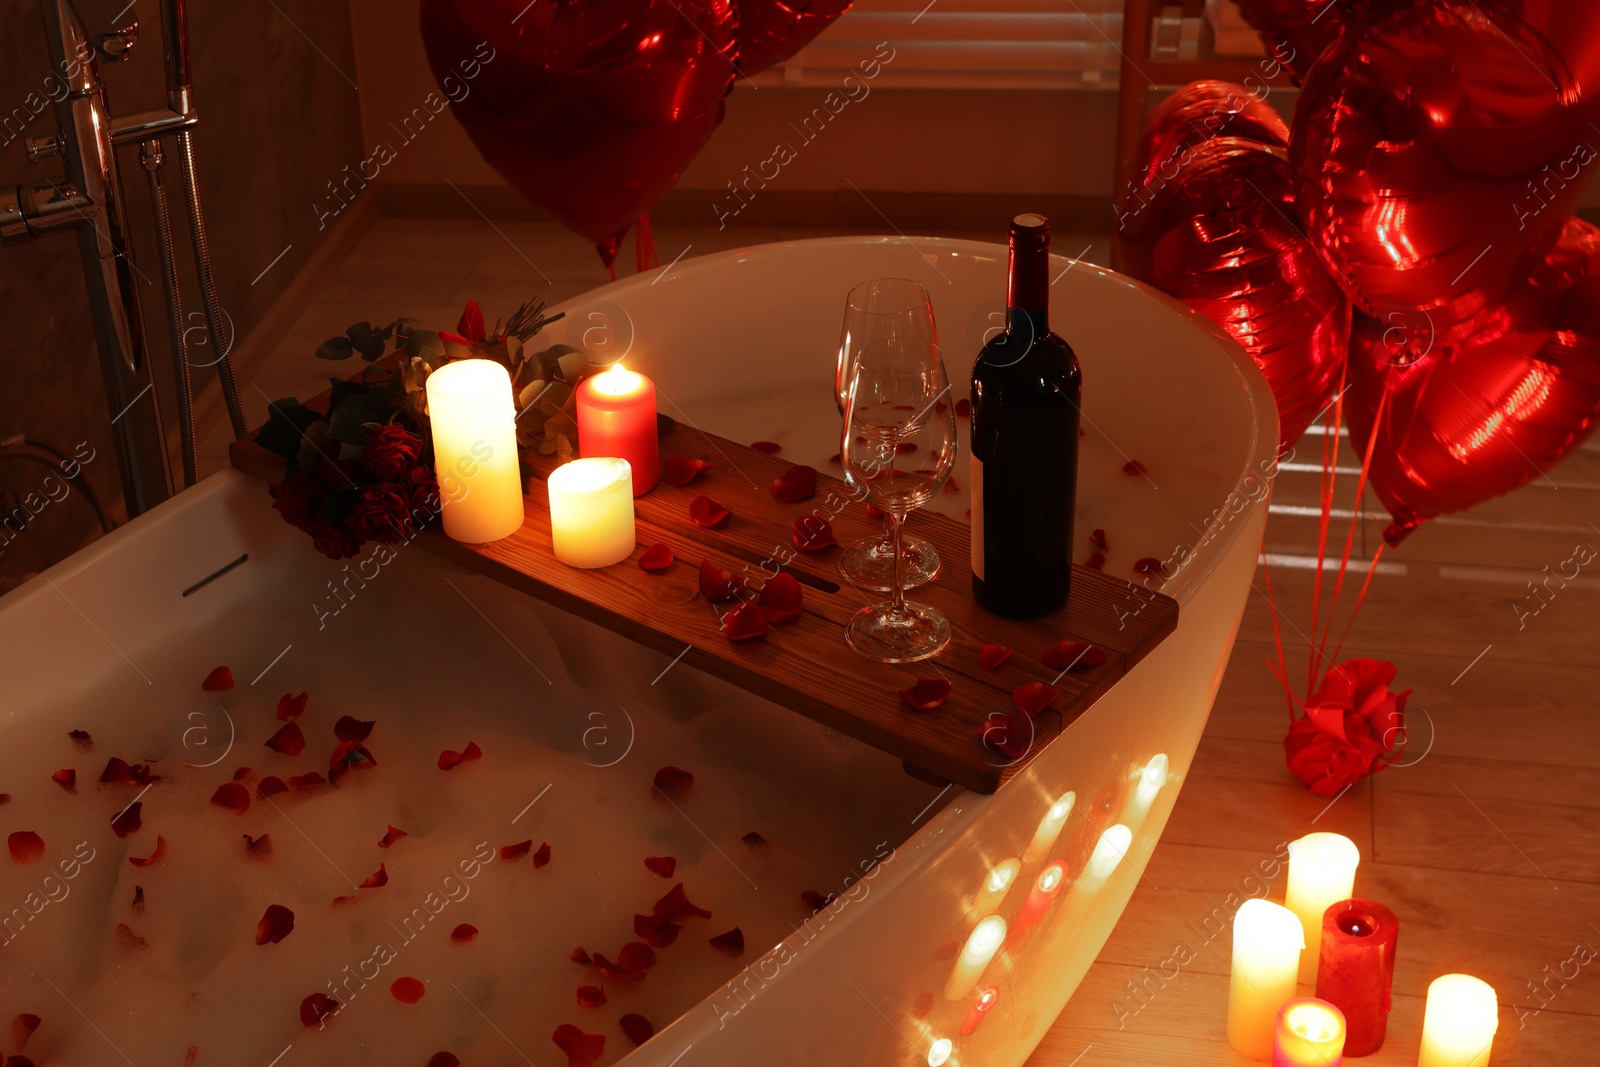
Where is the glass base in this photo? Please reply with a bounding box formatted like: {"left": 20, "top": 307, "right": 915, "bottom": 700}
{"left": 845, "top": 600, "right": 952, "bottom": 663}
{"left": 839, "top": 533, "right": 940, "bottom": 592}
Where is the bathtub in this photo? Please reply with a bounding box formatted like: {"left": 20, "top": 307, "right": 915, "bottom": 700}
{"left": 0, "top": 237, "right": 1275, "bottom": 1067}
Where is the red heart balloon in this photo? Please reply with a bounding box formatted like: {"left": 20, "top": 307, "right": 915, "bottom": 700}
{"left": 419, "top": 0, "right": 736, "bottom": 267}
{"left": 1292, "top": 1, "right": 1600, "bottom": 321}
{"left": 1347, "top": 218, "right": 1600, "bottom": 544}
{"left": 1231, "top": 0, "right": 1349, "bottom": 81}
{"left": 737, "top": 0, "right": 854, "bottom": 76}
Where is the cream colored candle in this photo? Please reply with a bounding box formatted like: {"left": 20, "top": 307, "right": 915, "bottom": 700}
{"left": 943, "top": 915, "right": 1006, "bottom": 1000}
{"left": 547, "top": 457, "right": 636, "bottom": 568}
{"left": 1229, "top": 899, "right": 1305, "bottom": 1060}
{"left": 426, "top": 359, "right": 525, "bottom": 543}
{"left": 1287, "top": 833, "right": 1361, "bottom": 982}
{"left": 1418, "top": 974, "right": 1498, "bottom": 1067}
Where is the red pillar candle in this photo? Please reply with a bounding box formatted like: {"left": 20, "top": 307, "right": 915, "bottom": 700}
{"left": 1315, "top": 898, "right": 1399, "bottom": 1056}
{"left": 576, "top": 363, "right": 659, "bottom": 496}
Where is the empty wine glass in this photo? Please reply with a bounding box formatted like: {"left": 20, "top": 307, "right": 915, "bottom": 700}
{"left": 840, "top": 336, "right": 959, "bottom": 663}
{"left": 835, "top": 277, "right": 942, "bottom": 592}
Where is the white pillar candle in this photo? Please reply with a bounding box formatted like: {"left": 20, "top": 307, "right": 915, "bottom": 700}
{"left": 944, "top": 915, "right": 1006, "bottom": 1001}
{"left": 1229, "top": 898, "right": 1305, "bottom": 1060}
{"left": 1022, "top": 791, "right": 1075, "bottom": 866}
{"left": 425, "top": 359, "right": 525, "bottom": 543}
{"left": 1418, "top": 974, "right": 1498, "bottom": 1067}
{"left": 546, "top": 457, "right": 636, "bottom": 568}
{"left": 1286, "top": 833, "right": 1361, "bottom": 982}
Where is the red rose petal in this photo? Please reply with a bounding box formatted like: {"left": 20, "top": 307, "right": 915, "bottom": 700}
{"left": 12, "top": 1012, "right": 40, "bottom": 1048}
{"left": 288, "top": 771, "right": 325, "bottom": 790}
{"left": 722, "top": 601, "right": 769, "bottom": 641}
{"left": 592, "top": 943, "right": 656, "bottom": 981}
{"left": 689, "top": 495, "right": 732, "bottom": 528}
{"left": 620, "top": 1013, "right": 655, "bottom": 1046}
{"left": 233, "top": 766, "right": 255, "bottom": 782}
{"left": 633, "top": 912, "right": 681, "bottom": 948}
{"left": 100, "top": 757, "right": 158, "bottom": 785}
{"left": 912, "top": 990, "right": 936, "bottom": 1018}
{"left": 895, "top": 442, "right": 918, "bottom": 454}
{"left": 452, "top": 923, "right": 478, "bottom": 943}
{"left": 741, "top": 831, "right": 768, "bottom": 848}
{"left": 1134, "top": 556, "right": 1167, "bottom": 577}
{"left": 132, "top": 885, "right": 145, "bottom": 913}
{"left": 757, "top": 572, "right": 804, "bottom": 625}
{"left": 577, "top": 985, "right": 606, "bottom": 1009}
{"left": 328, "top": 741, "right": 376, "bottom": 779}
{"left": 500, "top": 839, "right": 533, "bottom": 862}
{"left": 8, "top": 831, "right": 44, "bottom": 864}
{"left": 245, "top": 833, "right": 272, "bottom": 859}
{"left": 1013, "top": 682, "right": 1060, "bottom": 718}
{"left": 569, "top": 946, "right": 591, "bottom": 965}
{"left": 1042, "top": 640, "right": 1107, "bottom": 672}
{"left": 661, "top": 455, "right": 710, "bottom": 488}
{"left": 652, "top": 882, "right": 712, "bottom": 921}
{"left": 256, "top": 904, "right": 294, "bottom": 945}
{"left": 552, "top": 1023, "right": 606, "bottom": 1067}
{"left": 980, "top": 709, "right": 1035, "bottom": 759}
{"left": 0, "top": 794, "right": 10, "bottom": 805}
{"left": 359, "top": 864, "right": 389, "bottom": 889}
{"left": 801, "top": 890, "right": 836, "bottom": 914}
{"left": 378, "top": 825, "right": 407, "bottom": 848}
{"left": 111, "top": 801, "right": 142, "bottom": 838}
{"left": 438, "top": 741, "right": 482, "bottom": 771}
{"left": 334, "top": 716, "right": 375, "bottom": 743}
{"left": 943, "top": 476, "right": 961, "bottom": 494}
{"left": 770, "top": 464, "right": 817, "bottom": 503}
{"left": 1085, "top": 551, "right": 1106, "bottom": 571}
{"left": 899, "top": 678, "right": 951, "bottom": 711}
{"left": 265, "top": 722, "right": 305, "bottom": 756}
{"left": 866, "top": 503, "right": 886, "bottom": 520}
{"left": 791, "top": 515, "right": 837, "bottom": 552}
{"left": 644, "top": 855, "right": 677, "bottom": 878}
{"left": 979, "top": 644, "right": 1013, "bottom": 671}
{"left": 1090, "top": 527, "right": 1108, "bottom": 550}
{"left": 829, "top": 452, "right": 842, "bottom": 464}
{"left": 750, "top": 440, "right": 782, "bottom": 454}
{"left": 697, "top": 558, "right": 746, "bottom": 602}
{"left": 709, "top": 927, "right": 745, "bottom": 957}
{"left": 201, "top": 665, "right": 234, "bottom": 691}
{"left": 276, "top": 692, "right": 308, "bottom": 721}
{"left": 299, "top": 993, "right": 340, "bottom": 1028}
{"left": 533, "top": 842, "right": 552, "bottom": 868}
{"left": 51, "top": 768, "right": 76, "bottom": 794}
{"left": 210, "top": 781, "right": 251, "bottom": 814}
{"left": 428, "top": 1055, "right": 460, "bottom": 1067}
{"left": 1122, "top": 459, "right": 1147, "bottom": 475}
{"left": 116, "top": 922, "right": 148, "bottom": 951}
{"left": 128, "top": 835, "right": 167, "bottom": 867}
{"left": 653, "top": 766, "right": 694, "bottom": 799}
{"left": 69, "top": 728, "right": 92, "bottom": 748}
{"left": 390, "top": 976, "right": 425, "bottom": 1004}
{"left": 954, "top": 398, "right": 971, "bottom": 418}
{"left": 638, "top": 543, "right": 674, "bottom": 572}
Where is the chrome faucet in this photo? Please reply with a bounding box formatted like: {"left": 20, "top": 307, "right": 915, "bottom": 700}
{"left": 2, "top": 0, "right": 247, "bottom": 516}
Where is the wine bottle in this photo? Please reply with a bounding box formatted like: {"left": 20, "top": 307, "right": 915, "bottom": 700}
{"left": 969, "top": 214, "right": 1082, "bottom": 619}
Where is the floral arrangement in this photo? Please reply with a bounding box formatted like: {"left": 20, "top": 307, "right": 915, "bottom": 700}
{"left": 1283, "top": 657, "right": 1409, "bottom": 796}
{"left": 258, "top": 297, "right": 590, "bottom": 559}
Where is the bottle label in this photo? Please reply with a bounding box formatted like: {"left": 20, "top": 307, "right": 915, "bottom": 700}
{"left": 969, "top": 453, "right": 984, "bottom": 582}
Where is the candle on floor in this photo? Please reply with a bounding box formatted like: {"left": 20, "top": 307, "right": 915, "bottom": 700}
{"left": 1228, "top": 899, "right": 1305, "bottom": 1060}
{"left": 1273, "top": 998, "right": 1345, "bottom": 1067}
{"left": 1418, "top": 974, "right": 1499, "bottom": 1067}
{"left": 546, "top": 457, "right": 636, "bottom": 568}
{"left": 944, "top": 915, "right": 1006, "bottom": 1000}
{"left": 425, "top": 358, "right": 525, "bottom": 543}
{"left": 1316, "top": 900, "right": 1399, "bottom": 1056}
{"left": 576, "top": 362, "right": 659, "bottom": 496}
{"left": 1286, "top": 832, "right": 1361, "bottom": 982}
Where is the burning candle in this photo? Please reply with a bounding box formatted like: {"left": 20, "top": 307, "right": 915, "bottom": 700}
{"left": 1418, "top": 974, "right": 1498, "bottom": 1067}
{"left": 944, "top": 915, "right": 1006, "bottom": 1001}
{"left": 1228, "top": 899, "right": 1305, "bottom": 1060}
{"left": 1286, "top": 833, "right": 1361, "bottom": 982}
{"left": 546, "top": 458, "right": 636, "bottom": 568}
{"left": 577, "top": 362, "right": 659, "bottom": 495}
{"left": 425, "top": 358, "right": 525, "bottom": 543}
{"left": 1273, "top": 998, "right": 1346, "bottom": 1067}
{"left": 1316, "top": 899, "right": 1398, "bottom": 1056}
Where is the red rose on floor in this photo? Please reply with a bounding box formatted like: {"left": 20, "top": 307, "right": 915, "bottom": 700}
{"left": 347, "top": 482, "right": 414, "bottom": 544}
{"left": 362, "top": 424, "right": 424, "bottom": 481}
{"left": 1284, "top": 658, "right": 1409, "bottom": 797}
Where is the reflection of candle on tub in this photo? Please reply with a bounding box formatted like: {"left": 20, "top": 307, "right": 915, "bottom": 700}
{"left": 1286, "top": 833, "right": 1360, "bottom": 982}
{"left": 1011, "top": 861, "right": 1068, "bottom": 944}
{"left": 1023, "top": 791, "right": 1075, "bottom": 866}
{"left": 1125, "top": 753, "right": 1169, "bottom": 829}
{"left": 944, "top": 915, "right": 1006, "bottom": 1000}
{"left": 961, "top": 986, "right": 999, "bottom": 1036}
{"left": 1082, "top": 824, "right": 1133, "bottom": 889}
{"left": 972, "top": 858, "right": 1020, "bottom": 917}
{"left": 547, "top": 458, "right": 636, "bottom": 568}
{"left": 426, "top": 359, "right": 525, "bottom": 543}
{"left": 576, "top": 363, "right": 659, "bottom": 495}
{"left": 1418, "top": 974, "right": 1498, "bottom": 1067}
{"left": 1273, "top": 998, "right": 1346, "bottom": 1067}
{"left": 1228, "top": 899, "right": 1304, "bottom": 1060}
{"left": 927, "top": 1038, "right": 953, "bottom": 1067}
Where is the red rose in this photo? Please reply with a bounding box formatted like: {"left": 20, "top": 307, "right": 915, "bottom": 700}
{"left": 401, "top": 466, "right": 442, "bottom": 523}
{"left": 347, "top": 482, "right": 414, "bottom": 544}
{"left": 308, "top": 521, "right": 361, "bottom": 560}
{"left": 363, "top": 424, "right": 424, "bottom": 481}
{"left": 315, "top": 457, "right": 365, "bottom": 491}
{"left": 1284, "top": 658, "right": 1409, "bottom": 796}
{"left": 269, "top": 472, "right": 321, "bottom": 531}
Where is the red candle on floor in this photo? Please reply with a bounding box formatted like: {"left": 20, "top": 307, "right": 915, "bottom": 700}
{"left": 1315, "top": 899, "right": 1399, "bottom": 1056}
{"left": 577, "top": 363, "right": 659, "bottom": 495}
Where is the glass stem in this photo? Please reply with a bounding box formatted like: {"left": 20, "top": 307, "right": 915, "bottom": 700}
{"left": 888, "top": 509, "right": 909, "bottom": 621}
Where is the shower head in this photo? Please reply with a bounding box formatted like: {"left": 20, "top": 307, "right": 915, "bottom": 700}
{"left": 65, "top": 0, "right": 141, "bottom": 61}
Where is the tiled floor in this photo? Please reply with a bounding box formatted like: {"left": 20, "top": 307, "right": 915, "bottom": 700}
{"left": 208, "top": 216, "right": 1598, "bottom": 1066}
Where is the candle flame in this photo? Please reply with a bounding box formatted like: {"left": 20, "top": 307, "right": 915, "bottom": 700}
{"left": 1286, "top": 1002, "right": 1342, "bottom": 1043}
{"left": 592, "top": 361, "right": 645, "bottom": 397}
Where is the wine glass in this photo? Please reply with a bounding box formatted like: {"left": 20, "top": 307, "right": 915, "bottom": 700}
{"left": 834, "top": 278, "right": 942, "bottom": 592}
{"left": 840, "top": 336, "right": 959, "bottom": 663}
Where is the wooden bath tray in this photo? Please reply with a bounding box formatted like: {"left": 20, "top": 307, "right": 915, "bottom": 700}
{"left": 230, "top": 385, "right": 1176, "bottom": 794}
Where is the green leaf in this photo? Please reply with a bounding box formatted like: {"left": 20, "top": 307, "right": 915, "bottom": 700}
{"left": 328, "top": 393, "right": 375, "bottom": 445}
{"left": 256, "top": 398, "right": 321, "bottom": 460}
{"left": 406, "top": 329, "right": 445, "bottom": 365}
{"left": 557, "top": 351, "right": 588, "bottom": 384}
{"left": 517, "top": 379, "right": 547, "bottom": 409}
{"left": 316, "top": 336, "right": 354, "bottom": 361}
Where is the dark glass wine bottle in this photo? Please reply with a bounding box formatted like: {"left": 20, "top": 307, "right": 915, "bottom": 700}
{"left": 969, "top": 214, "right": 1082, "bottom": 619}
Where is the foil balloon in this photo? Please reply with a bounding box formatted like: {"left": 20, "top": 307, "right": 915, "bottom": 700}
{"left": 1292, "top": 1, "right": 1600, "bottom": 322}
{"left": 737, "top": 0, "right": 854, "bottom": 76}
{"left": 1346, "top": 218, "right": 1600, "bottom": 544}
{"left": 1232, "top": 0, "right": 1348, "bottom": 81}
{"left": 420, "top": 0, "right": 737, "bottom": 268}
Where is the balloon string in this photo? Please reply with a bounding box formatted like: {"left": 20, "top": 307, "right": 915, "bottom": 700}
{"left": 1328, "top": 540, "right": 1387, "bottom": 669}
{"left": 635, "top": 212, "right": 659, "bottom": 273}
{"left": 1307, "top": 364, "right": 1348, "bottom": 696}
{"left": 1260, "top": 551, "right": 1297, "bottom": 723}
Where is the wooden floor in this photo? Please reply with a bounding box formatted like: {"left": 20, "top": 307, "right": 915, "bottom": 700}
{"left": 202, "top": 216, "right": 1600, "bottom": 1066}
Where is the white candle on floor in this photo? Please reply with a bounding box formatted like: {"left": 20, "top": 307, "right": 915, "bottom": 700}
{"left": 426, "top": 359, "right": 524, "bottom": 543}
{"left": 1229, "top": 898, "right": 1305, "bottom": 1060}
{"left": 1418, "top": 974, "right": 1499, "bottom": 1067}
{"left": 546, "top": 457, "right": 636, "bottom": 568}
{"left": 1286, "top": 832, "right": 1361, "bottom": 982}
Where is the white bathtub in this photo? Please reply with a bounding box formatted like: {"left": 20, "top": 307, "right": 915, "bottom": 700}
{"left": 0, "top": 237, "right": 1274, "bottom": 1067}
